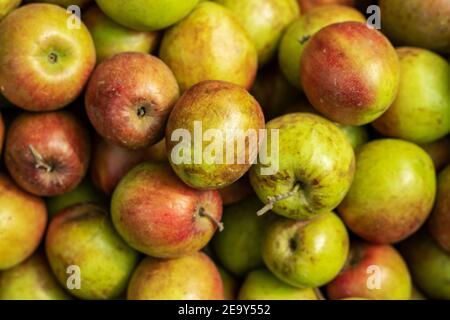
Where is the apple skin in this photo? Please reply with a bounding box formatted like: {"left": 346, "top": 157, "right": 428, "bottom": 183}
{"left": 0, "top": 252, "right": 71, "bottom": 300}
{"left": 420, "top": 136, "right": 450, "bottom": 171}
{"left": 262, "top": 212, "right": 349, "bottom": 288}
{"left": 111, "top": 162, "right": 223, "bottom": 258}
{"left": 373, "top": 48, "right": 450, "bottom": 144}
{"left": 337, "top": 124, "right": 369, "bottom": 150}
{"left": 96, "top": 0, "right": 199, "bottom": 31}
{"left": 250, "top": 113, "right": 355, "bottom": 220}
{"left": 0, "top": 0, "right": 21, "bottom": 20}
{"left": 326, "top": 242, "right": 412, "bottom": 300}
{"left": 0, "top": 174, "right": 47, "bottom": 270}
{"left": 301, "top": 22, "right": 400, "bottom": 126}
{"left": 298, "top": 0, "right": 355, "bottom": 13}
{"left": 144, "top": 138, "right": 167, "bottom": 162}
{"left": 0, "top": 3, "right": 96, "bottom": 111}
{"left": 238, "top": 269, "right": 318, "bottom": 300}
{"left": 218, "top": 266, "right": 239, "bottom": 300}
{"left": 428, "top": 165, "right": 450, "bottom": 253}
{"left": 400, "top": 230, "right": 450, "bottom": 300}
{"left": 279, "top": 5, "right": 365, "bottom": 89}
{"left": 127, "top": 252, "right": 224, "bottom": 300}
{"left": 45, "top": 203, "right": 139, "bottom": 300}
{"left": 338, "top": 139, "right": 436, "bottom": 244}
{"left": 86, "top": 52, "right": 179, "bottom": 149}
{"left": 83, "top": 6, "right": 159, "bottom": 64}
{"left": 27, "top": 0, "right": 92, "bottom": 7}
{"left": 166, "top": 80, "right": 265, "bottom": 190}
{"left": 218, "top": 174, "right": 253, "bottom": 205}
{"left": 215, "top": 0, "right": 299, "bottom": 66}
{"left": 159, "top": 2, "right": 257, "bottom": 92}
{"left": 5, "top": 111, "right": 91, "bottom": 197}
{"left": 380, "top": 0, "right": 450, "bottom": 54}
{"left": 213, "top": 196, "right": 270, "bottom": 277}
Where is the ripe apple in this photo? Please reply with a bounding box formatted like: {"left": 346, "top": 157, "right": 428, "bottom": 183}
{"left": 45, "top": 203, "right": 139, "bottom": 300}
{"left": 420, "top": 136, "right": 450, "bottom": 171}
{"left": 0, "top": 174, "right": 47, "bottom": 270}
{"left": 215, "top": 0, "right": 299, "bottom": 66}
{"left": 279, "top": 4, "right": 365, "bottom": 89}
{"left": 380, "top": 0, "right": 450, "bottom": 53}
{"left": 165, "top": 80, "right": 265, "bottom": 190}
{"left": 218, "top": 174, "right": 253, "bottom": 205}
{"left": 5, "top": 111, "right": 91, "bottom": 197}
{"left": 83, "top": 6, "right": 159, "bottom": 64}
{"left": 250, "top": 113, "right": 355, "bottom": 220}
{"left": 0, "top": 252, "right": 71, "bottom": 300}
{"left": 0, "top": 3, "right": 95, "bottom": 111}
{"left": 96, "top": 0, "right": 199, "bottom": 31}
{"left": 0, "top": 0, "right": 20, "bottom": 20}
{"left": 159, "top": 2, "right": 257, "bottom": 92}
{"left": 262, "top": 212, "right": 349, "bottom": 288}
{"left": 86, "top": 52, "right": 179, "bottom": 149}
{"left": 326, "top": 242, "right": 412, "bottom": 300}
{"left": 337, "top": 124, "right": 369, "bottom": 150}
{"left": 428, "top": 165, "right": 450, "bottom": 253}
{"left": 301, "top": 22, "right": 400, "bottom": 126}
{"left": 127, "top": 252, "right": 224, "bottom": 300}
{"left": 338, "top": 139, "right": 436, "bottom": 244}
{"left": 213, "top": 196, "right": 270, "bottom": 277}
{"left": 298, "top": 0, "right": 355, "bottom": 12}
{"left": 27, "top": 0, "right": 92, "bottom": 8}
{"left": 400, "top": 230, "right": 450, "bottom": 300}
{"left": 218, "top": 266, "right": 239, "bottom": 300}
{"left": 111, "top": 162, "right": 223, "bottom": 258}
{"left": 373, "top": 48, "right": 450, "bottom": 144}
{"left": 238, "top": 269, "right": 318, "bottom": 300}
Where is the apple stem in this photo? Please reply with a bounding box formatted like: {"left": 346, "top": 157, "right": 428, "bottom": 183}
{"left": 314, "top": 288, "right": 326, "bottom": 300}
{"left": 28, "top": 145, "right": 53, "bottom": 173}
{"left": 256, "top": 184, "right": 301, "bottom": 216}
{"left": 199, "top": 207, "right": 224, "bottom": 232}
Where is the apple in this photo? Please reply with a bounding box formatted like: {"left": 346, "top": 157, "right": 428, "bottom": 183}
{"left": 143, "top": 138, "right": 168, "bottom": 162}
{"left": 213, "top": 196, "right": 270, "bottom": 277}
{"left": 420, "top": 137, "right": 450, "bottom": 172}
{"left": 0, "top": 3, "right": 96, "bottom": 111}
{"left": 373, "top": 48, "right": 450, "bottom": 144}
{"left": 326, "top": 242, "right": 412, "bottom": 300}
{"left": 159, "top": 2, "right": 258, "bottom": 92}
{"left": 262, "top": 212, "right": 349, "bottom": 288}
{"left": 380, "top": 0, "right": 450, "bottom": 53}
{"left": 337, "top": 124, "right": 369, "bottom": 150}
{"left": 428, "top": 165, "right": 450, "bottom": 253}
{"left": 279, "top": 4, "right": 365, "bottom": 89}
{"left": 338, "top": 139, "right": 436, "bottom": 244}
{"left": 215, "top": 0, "right": 299, "bottom": 66}
{"left": 218, "top": 174, "right": 253, "bottom": 206}
{"left": 218, "top": 266, "right": 239, "bottom": 300}
{"left": 5, "top": 111, "right": 91, "bottom": 197}
{"left": 0, "top": 0, "right": 20, "bottom": 20}
{"left": 127, "top": 252, "right": 224, "bottom": 300}
{"left": 85, "top": 52, "right": 179, "bottom": 149}
{"left": 301, "top": 22, "right": 400, "bottom": 126}
{"left": 165, "top": 80, "right": 265, "bottom": 190}
{"left": 238, "top": 269, "right": 318, "bottom": 300}
{"left": 96, "top": 0, "right": 199, "bottom": 31}
{"left": 250, "top": 113, "right": 355, "bottom": 220}
{"left": 298, "top": 0, "right": 355, "bottom": 13}
{"left": 111, "top": 162, "right": 223, "bottom": 258}
{"left": 400, "top": 230, "right": 450, "bottom": 300}
{"left": 0, "top": 252, "right": 71, "bottom": 300}
{"left": 45, "top": 203, "right": 139, "bottom": 300}
{"left": 27, "top": 0, "right": 92, "bottom": 8}
{"left": 0, "top": 174, "right": 47, "bottom": 270}
{"left": 83, "top": 6, "right": 159, "bottom": 64}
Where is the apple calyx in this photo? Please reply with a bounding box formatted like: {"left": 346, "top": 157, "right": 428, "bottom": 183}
{"left": 48, "top": 52, "right": 58, "bottom": 64}
{"left": 198, "top": 207, "right": 224, "bottom": 232}
{"left": 136, "top": 106, "right": 147, "bottom": 118}
{"left": 28, "top": 144, "right": 53, "bottom": 173}
{"left": 256, "top": 183, "right": 301, "bottom": 216}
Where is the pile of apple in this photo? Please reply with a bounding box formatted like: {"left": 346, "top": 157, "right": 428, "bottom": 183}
{"left": 0, "top": 0, "right": 449, "bottom": 301}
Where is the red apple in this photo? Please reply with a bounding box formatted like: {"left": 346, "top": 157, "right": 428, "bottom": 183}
{"left": 0, "top": 3, "right": 95, "bottom": 111}
{"left": 298, "top": 0, "right": 356, "bottom": 13}
{"left": 85, "top": 52, "right": 179, "bottom": 149}
{"left": 5, "top": 111, "right": 91, "bottom": 196}
{"left": 111, "top": 162, "right": 223, "bottom": 258}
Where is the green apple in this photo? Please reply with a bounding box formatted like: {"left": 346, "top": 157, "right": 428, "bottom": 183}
{"left": 238, "top": 269, "right": 318, "bottom": 300}
{"left": 215, "top": 0, "right": 299, "bottom": 66}
{"left": 0, "top": 252, "right": 71, "bottom": 300}
{"left": 420, "top": 136, "right": 450, "bottom": 171}
{"left": 262, "top": 212, "right": 349, "bottom": 288}
{"left": 278, "top": 4, "right": 365, "bottom": 88}
{"left": 45, "top": 203, "right": 139, "bottom": 300}
{"left": 337, "top": 125, "right": 369, "bottom": 150}
{"left": 27, "top": 0, "right": 92, "bottom": 8}
{"left": 250, "top": 113, "right": 355, "bottom": 220}
{"left": 0, "top": 0, "right": 20, "bottom": 20}
{"left": 0, "top": 3, "right": 96, "bottom": 111}
{"left": 127, "top": 252, "right": 224, "bottom": 300}
{"left": 339, "top": 139, "right": 436, "bottom": 244}
{"left": 159, "top": 1, "right": 257, "bottom": 92}
{"left": 213, "top": 196, "right": 270, "bottom": 277}
{"left": 298, "top": 0, "right": 356, "bottom": 12}
{"left": 373, "top": 48, "right": 450, "bottom": 144}
{"left": 83, "top": 6, "right": 159, "bottom": 63}
{"left": 400, "top": 230, "right": 450, "bottom": 300}
{"left": 218, "top": 266, "right": 239, "bottom": 300}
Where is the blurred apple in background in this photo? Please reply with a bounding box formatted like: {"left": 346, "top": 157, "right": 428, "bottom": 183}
{"left": 218, "top": 174, "right": 253, "bottom": 206}
{"left": 421, "top": 136, "right": 450, "bottom": 171}
{"left": 0, "top": 0, "right": 21, "bottom": 20}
